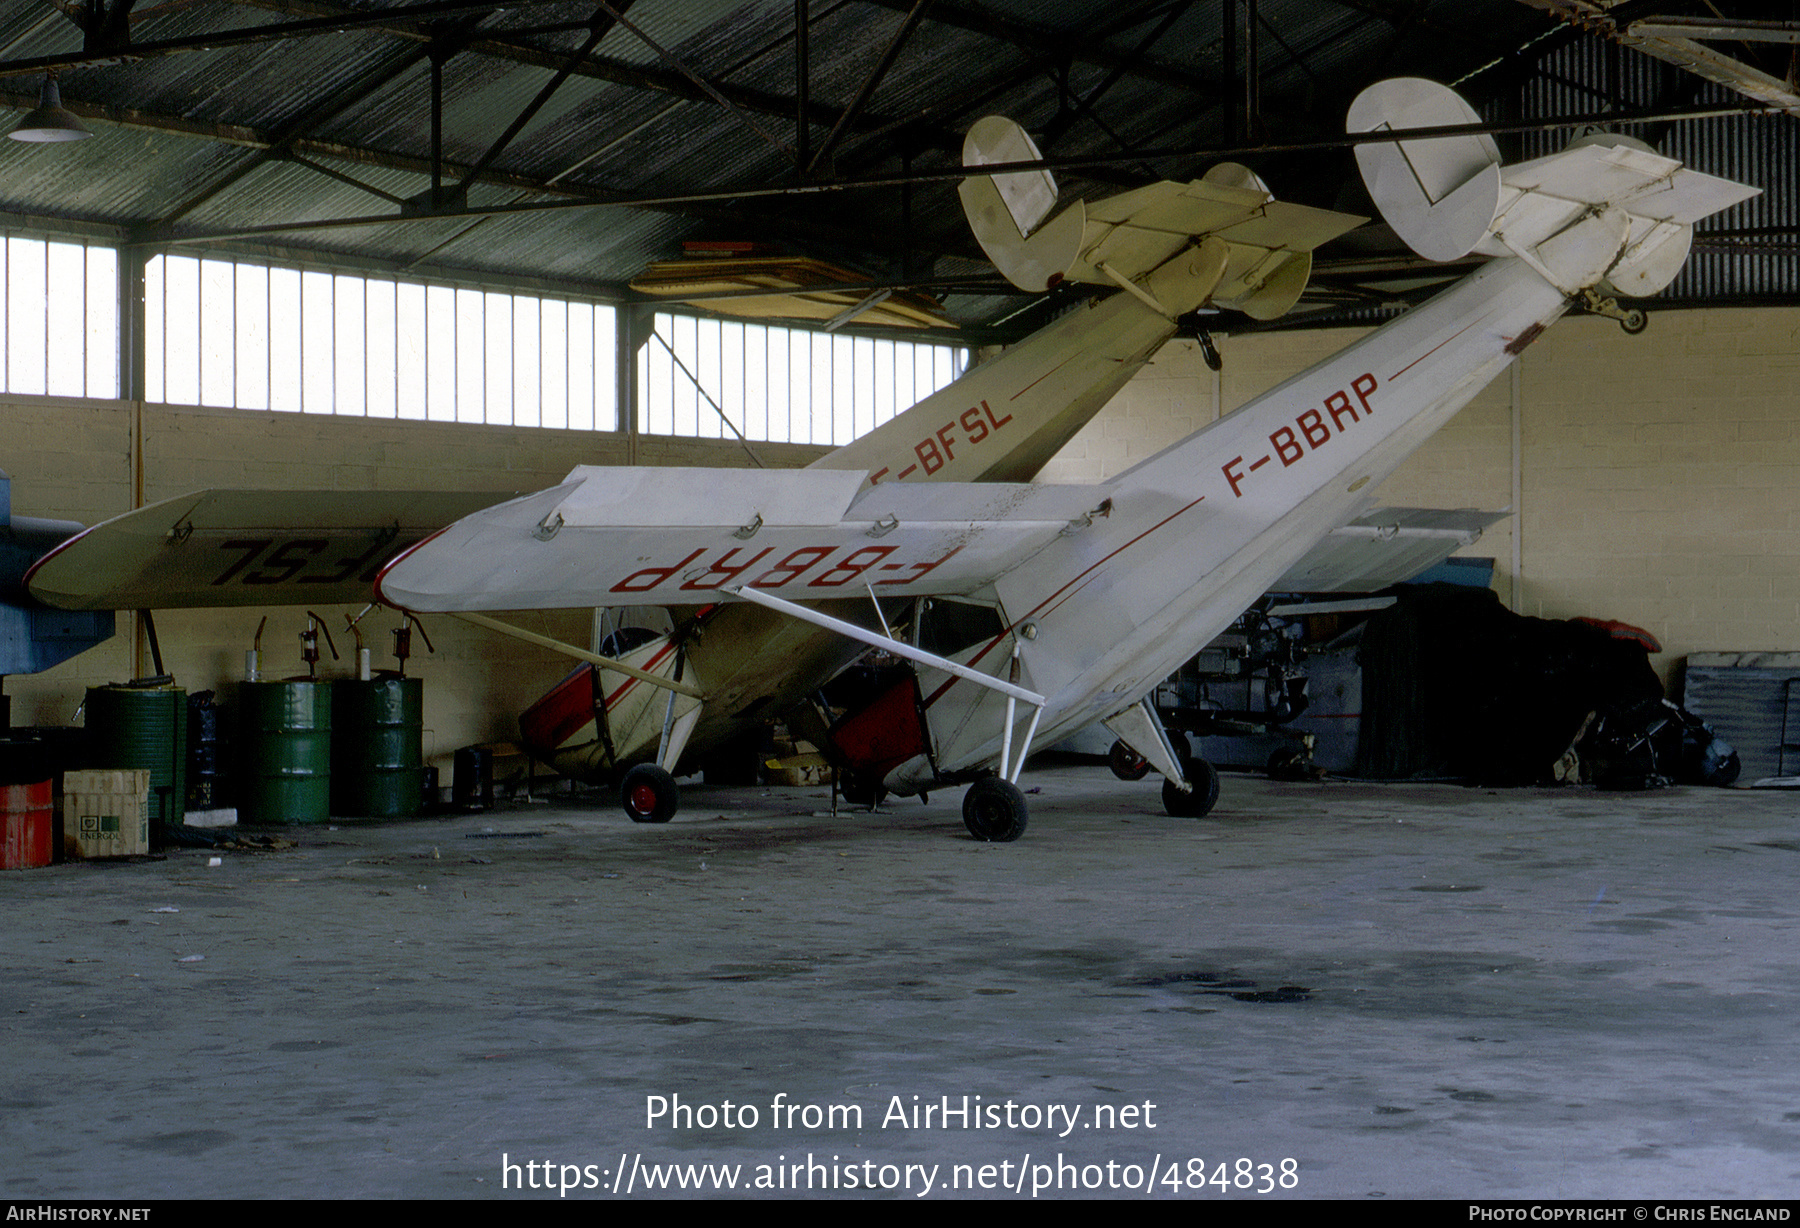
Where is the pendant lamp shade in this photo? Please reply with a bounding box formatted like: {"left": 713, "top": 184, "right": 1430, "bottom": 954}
{"left": 10, "top": 75, "right": 92, "bottom": 143}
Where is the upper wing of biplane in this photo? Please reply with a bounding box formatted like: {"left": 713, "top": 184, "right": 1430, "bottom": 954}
{"left": 373, "top": 465, "right": 1116, "bottom": 612}
{"left": 959, "top": 115, "right": 1364, "bottom": 319}
{"left": 25, "top": 488, "right": 518, "bottom": 610}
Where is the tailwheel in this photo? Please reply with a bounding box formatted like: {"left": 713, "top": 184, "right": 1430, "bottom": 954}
{"left": 1163, "top": 754, "right": 1220, "bottom": 818}
{"left": 962, "top": 777, "right": 1029, "bottom": 842}
{"left": 621, "top": 763, "right": 679, "bottom": 823}
{"left": 1108, "top": 739, "right": 1151, "bottom": 781}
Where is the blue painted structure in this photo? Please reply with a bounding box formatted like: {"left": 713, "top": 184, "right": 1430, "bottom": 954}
{"left": 0, "top": 470, "right": 115, "bottom": 677}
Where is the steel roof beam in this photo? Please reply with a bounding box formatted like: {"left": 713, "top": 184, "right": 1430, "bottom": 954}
{"left": 203, "top": 0, "right": 939, "bottom": 155}
{"left": 826, "top": 0, "right": 1191, "bottom": 184}
{"left": 135, "top": 94, "right": 1775, "bottom": 247}
{"left": 1325, "top": 0, "right": 1531, "bottom": 55}
{"left": 1526, "top": 0, "right": 1800, "bottom": 117}
{"left": 594, "top": 0, "right": 797, "bottom": 160}
{"left": 6, "top": 0, "right": 942, "bottom": 161}
{"left": 456, "top": 0, "right": 636, "bottom": 194}
{"left": 856, "top": 0, "right": 1218, "bottom": 95}
{"left": 135, "top": 31, "right": 450, "bottom": 238}
{"left": 806, "top": 0, "right": 932, "bottom": 174}
{"left": 0, "top": 0, "right": 573, "bottom": 76}
{"left": 1037, "top": 0, "right": 1191, "bottom": 151}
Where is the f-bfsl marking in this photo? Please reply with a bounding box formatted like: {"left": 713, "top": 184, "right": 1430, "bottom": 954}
{"left": 870, "top": 400, "right": 1015, "bottom": 485}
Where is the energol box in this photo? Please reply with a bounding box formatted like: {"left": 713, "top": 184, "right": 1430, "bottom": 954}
{"left": 63, "top": 770, "right": 151, "bottom": 859}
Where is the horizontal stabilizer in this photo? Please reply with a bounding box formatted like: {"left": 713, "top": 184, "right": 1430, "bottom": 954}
{"left": 1349, "top": 78, "right": 1759, "bottom": 295}
{"left": 960, "top": 116, "right": 1363, "bottom": 318}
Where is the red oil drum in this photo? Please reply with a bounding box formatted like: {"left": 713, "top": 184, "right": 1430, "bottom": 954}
{"left": 0, "top": 780, "right": 53, "bottom": 869}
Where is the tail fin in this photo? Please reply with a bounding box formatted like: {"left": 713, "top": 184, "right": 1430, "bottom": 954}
{"left": 958, "top": 116, "right": 1363, "bottom": 319}
{"left": 1348, "top": 77, "right": 1759, "bottom": 295}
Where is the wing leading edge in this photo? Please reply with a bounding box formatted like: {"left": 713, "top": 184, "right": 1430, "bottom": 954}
{"left": 375, "top": 465, "right": 1117, "bottom": 611}
{"left": 26, "top": 488, "right": 519, "bottom": 610}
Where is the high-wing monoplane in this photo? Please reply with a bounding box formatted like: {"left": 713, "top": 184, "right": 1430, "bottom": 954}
{"left": 25, "top": 126, "right": 1357, "bottom": 825}
{"left": 374, "top": 79, "right": 1759, "bottom": 839}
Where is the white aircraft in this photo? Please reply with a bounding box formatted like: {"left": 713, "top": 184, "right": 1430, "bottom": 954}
{"left": 509, "top": 121, "right": 1358, "bottom": 812}
{"left": 374, "top": 78, "right": 1758, "bottom": 840}
{"left": 25, "top": 130, "right": 1356, "bottom": 826}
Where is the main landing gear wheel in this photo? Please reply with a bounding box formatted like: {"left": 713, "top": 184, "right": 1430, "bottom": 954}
{"left": 1108, "top": 739, "right": 1151, "bottom": 781}
{"left": 839, "top": 772, "right": 887, "bottom": 810}
{"left": 1163, "top": 754, "right": 1220, "bottom": 819}
{"left": 962, "top": 777, "right": 1029, "bottom": 842}
{"left": 621, "top": 763, "right": 679, "bottom": 823}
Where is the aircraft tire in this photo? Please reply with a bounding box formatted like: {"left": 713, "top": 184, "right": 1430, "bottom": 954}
{"left": 1108, "top": 740, "right": 1151, "bottom": 781}
{"left": 839, "top": 772, "right": 886, "bottom": 810}
{"left": 1266, "top": 747, "right": 1308, "bottom": 780}
{"left": 1163, "top": 755, "right": 1220, "bottom": 818}
{"left": 962, "top": 777, "right": 1029, "bottom": 842}
{"left": 621, "top": 763, "right": 679, "bottom": 823}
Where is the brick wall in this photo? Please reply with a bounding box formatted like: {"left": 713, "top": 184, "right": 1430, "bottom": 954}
{"left": 7, "top": 301, "right": 1797, "bottom": 752}
{"left": 3, "top": 397, "right": 828, "bottom": 765}
{"left": 1037, "top": 305, "right": 1800, "bottom": 688}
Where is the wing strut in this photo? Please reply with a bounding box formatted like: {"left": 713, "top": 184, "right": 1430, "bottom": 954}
{"left": 448, "top": 611, "right": 707, "bottom": 700}
{"left": 726, "top": 585, "right": 1046, "bottom": 785}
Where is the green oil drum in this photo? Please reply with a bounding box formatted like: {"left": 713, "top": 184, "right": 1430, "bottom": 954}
{"left": 331, "top": 677, "right": 423, "bottom": 818}
{"left": 85, "top": 685, "right": 187, "bottom": 843}
{"left": 238, "top": 681, "right": 330, "bottom": 824}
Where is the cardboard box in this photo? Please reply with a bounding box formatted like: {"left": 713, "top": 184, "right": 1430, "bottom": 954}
{"left": 63, "top": 770, "right": 151, "bottom": 859}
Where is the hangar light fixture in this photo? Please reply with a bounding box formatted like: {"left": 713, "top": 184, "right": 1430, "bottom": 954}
{"left": 9, "top": 74, "right": 92, "bottom": 143}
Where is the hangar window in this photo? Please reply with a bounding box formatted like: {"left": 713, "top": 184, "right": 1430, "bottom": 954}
{"left": 639, "top": 312, "right": 967, "bottom": 446}
{"left": 0, "top": 236, "right": 118, "bottom": 400}
{"left": 142, "top": 254, "right": 618, "bottom": 428}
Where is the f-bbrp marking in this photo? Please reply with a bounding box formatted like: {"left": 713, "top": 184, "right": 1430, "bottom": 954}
{"left": 1223, "top": 373, "right": 1378, "bottom": 499}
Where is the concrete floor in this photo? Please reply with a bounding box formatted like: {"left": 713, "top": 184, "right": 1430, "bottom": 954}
{"left": 3, "top": 763, "right": 1798, "bottom": 1201}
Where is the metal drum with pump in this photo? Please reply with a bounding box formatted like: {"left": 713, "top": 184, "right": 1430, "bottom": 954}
{"left": 332, "top": 661, "right": 424, "bottom": 818}
{"left": 236, "top": 614, "right": 335, "bottom": 824}
{"left": 330, "top": 611, "right": 431, "bottom": 818}
{"left": 331, "top": 677, "right": 422, "bottom": 817}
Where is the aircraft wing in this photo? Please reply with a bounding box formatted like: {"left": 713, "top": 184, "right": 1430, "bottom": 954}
{"left": 25, "top": 488, "right": 518, "bottom": 610}
{"left": 375, "top": 465, "right": 1114, "bottom": 612}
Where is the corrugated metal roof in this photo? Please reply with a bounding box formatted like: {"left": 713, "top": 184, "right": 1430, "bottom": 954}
{"left": 0, "top": 0, "right": 1787, "bottom": 334}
